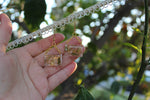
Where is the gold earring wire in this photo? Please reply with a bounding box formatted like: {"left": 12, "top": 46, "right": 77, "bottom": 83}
{"left": 64, "top": 21, "right": 83, "bottom": 57}
{"left": 44, "top": 33, "right": 62, "bottom": 67}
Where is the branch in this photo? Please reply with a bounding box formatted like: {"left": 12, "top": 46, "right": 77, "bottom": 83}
{"left": 128, "top": 0, "right": 149, "bottom": 99}
{"left": 95, "top": 0, "right": 137, "bottom": 48}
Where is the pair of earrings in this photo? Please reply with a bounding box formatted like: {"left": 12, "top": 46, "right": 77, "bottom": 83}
{"left": 44, "top": 22, "right": 83, "bottom": 67}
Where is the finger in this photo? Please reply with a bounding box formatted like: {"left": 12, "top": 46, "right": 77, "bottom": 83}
{"left": 48, "top": 62, "right": 77, "bottom": 92}
{"left": 44, "top": 52, "right": 79, "bottom": 77}
{"left": 24, "top": 33, "right": 65, "bottom": 57}
{"left": 0, "top": 14, "right": 12, "bottom": 53}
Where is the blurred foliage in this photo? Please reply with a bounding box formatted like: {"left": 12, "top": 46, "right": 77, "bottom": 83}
{"left": 110, "top": 81, "right": 121, "bottom": 94}
{"left": 1, "top": 0, "right": 150, "bottom": 99}
{"left": 74, "top": 86, "right": 95, "bottom": 100}
{"left": 24, "top": 0, "right": 46, "bottom": 30}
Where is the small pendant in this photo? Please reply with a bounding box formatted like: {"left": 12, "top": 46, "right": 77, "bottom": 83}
{"left": 65, "top": 45, "right": 83, "bottom": 57}
{"left": 45, "top": 54, "right": 62, "bottom": 66}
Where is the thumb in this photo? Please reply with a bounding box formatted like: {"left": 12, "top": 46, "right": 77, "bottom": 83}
{"left": 0, "top": 13, "right": 12, "bottom": 54}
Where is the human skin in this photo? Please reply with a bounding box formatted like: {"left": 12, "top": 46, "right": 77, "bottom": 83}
{"left": 0, "top": 14, "right": 84, "bottom": 100}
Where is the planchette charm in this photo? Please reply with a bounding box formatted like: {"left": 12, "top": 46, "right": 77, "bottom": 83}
{"left": 45, "top": 54, "right": 62, "bottom": 66}
{"left": 65, "top": 45, "right": 83, "bottom": 57}
{"left": 64, "top": 21, "right": 83, "bottom": 57}
{"left": 44, "top": 34, "right": 63, "bottom": 67}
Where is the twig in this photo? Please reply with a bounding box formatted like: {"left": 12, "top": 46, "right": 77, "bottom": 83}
{"left": 128, "top": 0, "right": 149, "bottom": 99}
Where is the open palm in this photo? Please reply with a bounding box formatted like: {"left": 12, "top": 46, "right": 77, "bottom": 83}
{"left": 0, "top": 14, "right": 84, "bottom": 100}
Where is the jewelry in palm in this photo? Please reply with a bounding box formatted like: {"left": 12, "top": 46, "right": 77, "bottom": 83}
{"left": 44, "top": 34, "right": 62, "bottom": 67}
{"left": 65, "top": 21, "right": 83, "bottom": 57}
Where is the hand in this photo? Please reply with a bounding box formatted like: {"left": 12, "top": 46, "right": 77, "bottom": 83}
{"left": 0, "top": 14, "right": 84, "bottom": 100}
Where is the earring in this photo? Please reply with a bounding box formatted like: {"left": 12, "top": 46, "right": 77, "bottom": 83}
{"left": 44, "top": 34, "right": 62, "bottom": 67}
{"left": 64, "top": 21, "right": 83, "bottom": 57}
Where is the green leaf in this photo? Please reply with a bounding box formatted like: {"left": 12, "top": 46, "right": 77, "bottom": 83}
{"left": 24, "top": 0, "right": 46, "bottom": 30}
{"left": 110, "top": 81, "right": 120, "bottom": 94}
{"left": 124, "top": 43, "right": 142, "bottom": 54}
{"left": 74, "top": 86, "right": 95, "bottom": 100}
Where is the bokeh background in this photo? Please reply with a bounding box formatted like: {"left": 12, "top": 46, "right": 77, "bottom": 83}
{"left": 0, "top": 0, "right": 150, "bottom": 100}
